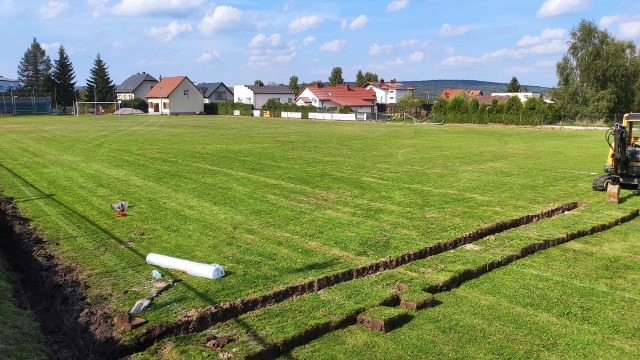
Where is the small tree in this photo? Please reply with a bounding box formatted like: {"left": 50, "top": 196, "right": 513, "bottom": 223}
{"left": 51, "top": 45, "right": 76, "bottom": 110}
{"left": 339, "top": 105, "right": 352, "bottom": 114}
{"left": 86, "top": 54, "right": 116, "bottom": 102}
{"left": 506, "top": 76, "right": 521, "bottom": 92}
{"left": 121, "top": 98, "right": 148, "bottom": 113}
{"left": 364, "top": 71, "right": 378, "bottom": 83}
{"left": 254, "top": 79, "right": 264, "bottom": 86}
{"left": 328, "top": 67, "right": 344, "bottom": 86}
{"left": 17, "top": 38, "right": 52, "bottom": 94}
{"left": 288, "top": 75, "right": 299, "bottom": 93}
{"left": 503, "top": 95, "right": 523, "bottom": 114}
{"left": 355, "top": 70, "right": 366, "bottom": 87}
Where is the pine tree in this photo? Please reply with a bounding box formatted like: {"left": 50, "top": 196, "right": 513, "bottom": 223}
{"left": 328, "top": 67, "right": 344, "bottom": 86}
{"left": 17, "top": 38, "right": 53, "bottom": 94}
{"left": 86, "top": 54, "right": 115, "bottom": 102}
{"left": 355, "top": 70, "right": 365, "bottom": 87}
{"left": 52, "top": 45, "right": 76, "bottom": 108}
{"left": 506, "top": 76, "right": 521, "bottom": 92}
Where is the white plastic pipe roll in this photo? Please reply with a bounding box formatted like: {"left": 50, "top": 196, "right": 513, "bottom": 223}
{"left": 146, "top": 253, "right": 224, "bottom": 280}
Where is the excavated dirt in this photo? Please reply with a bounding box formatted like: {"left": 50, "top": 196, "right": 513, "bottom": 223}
{"left": 0, "top": 194, "right": 121, "bottom": 359}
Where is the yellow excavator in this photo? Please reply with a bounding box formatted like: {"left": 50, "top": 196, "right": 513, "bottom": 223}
{"left": 593, "top": 113, "right": 640, "bottom": 203}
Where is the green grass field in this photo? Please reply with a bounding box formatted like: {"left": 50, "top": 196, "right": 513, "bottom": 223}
{"left": 0, "top": 115, "right": 638, "bottom": 358}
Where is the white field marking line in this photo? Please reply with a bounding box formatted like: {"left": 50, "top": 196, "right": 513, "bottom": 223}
{"left": 511, "top": 266, "right": 640, "bottom": 300}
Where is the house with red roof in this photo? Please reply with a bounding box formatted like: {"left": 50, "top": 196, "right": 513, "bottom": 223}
{"left": 295, "top": 84, "right": 376, "bottom": 112}
{"left": 364, "top": 79, "right": 414, "bottom": 105}
{"left": 439, "top": 88, "right": 483, "bottom": 99}
{"left": 146, "top": 76, "right": 204, "bottom": 115}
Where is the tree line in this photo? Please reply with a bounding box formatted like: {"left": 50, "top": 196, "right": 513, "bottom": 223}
{"left": 15, "top": 38, "right": 116, "bottom": 111}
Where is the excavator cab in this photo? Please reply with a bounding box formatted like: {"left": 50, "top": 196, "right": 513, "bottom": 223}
{"left": 593, "top": 113, "right": 640, "bottom": 203}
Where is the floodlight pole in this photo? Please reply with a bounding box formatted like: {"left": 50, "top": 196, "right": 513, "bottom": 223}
{"left": 10, "top": 85, "right": 15, "bottom": 115}
{"left": 159, "top": 75, "right": 163, "bottom": 115}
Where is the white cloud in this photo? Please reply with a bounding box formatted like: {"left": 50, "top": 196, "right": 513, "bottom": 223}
{"left": 618, "top": 20, "right": 640, "bottom": 39}
{"left": 196, "top": 50, "right": 220, "bottom": 63}
{"left": 111, "top": 0, "right": 203, "bottom": 16}
{"left": 369, "top": 38, "right": 427, "bottom": 55}
{"left": 199, "top": 5, "right": 243, "bottom": 35}
{"left": 39, "top": 1, "right": 68, "bottom": 20}
{"left": 439, "top": 23, "right": 470, "bottom": 37}
{"left": 387, "top": 0, "right": 409, "bottom": 12}
{"left": 41, "top": 42, "right": 61, "bottom": 54}
{"left": 303, "top": 35, "right": 316, "bottom": 45}
{"left": 516, "top": 28, "right": 567, "bottom": 46}
{"left": 289, "top": 15, "right": 323, "bottom": 33}
{"left": 369, "top": 43, "right": 394, "bottom": 55}
{"left": 146, "top": 21, "right": 193, "bottom": 42}
{"left": 248, "top": 33, "right": 282, "bottom": 48}
{"left": 440, "top": 39, "right": 567, "bottom": 68}
{"left": 341, "top": 19, "right": 348, "bottom": 31}
{"left": 408, "top": 51, "right": 424, "bottom": 62}
{"left": 537, "top": 0, "right": 592, "bottom": 18}
{"left": 349, "top": 15, "right": 368, "bottom": 30}
{"left": 600, "top": 15, "right": 640, "bottom": 39}
{"left": 319, "top": 39, "right": 346, "bottom": 52}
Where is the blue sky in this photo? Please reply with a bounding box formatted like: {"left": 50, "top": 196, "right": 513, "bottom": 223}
{"left": 2, "top": 0, "right": 640, "bottom": 88}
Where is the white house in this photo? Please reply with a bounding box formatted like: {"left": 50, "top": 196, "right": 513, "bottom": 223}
{"left": 295, "top": 84, "right": 376, "bottom": 113}
{"left": 197, "top": 82, "right": 233, "bottom": 103}
{"left": 146, "top": 76, "right": 204, "bottom": 115}
{"left": 364, "top": 80, "right": 414, "bottom": 104}
{"left": 233, "top": 85, "right": 294, "bottom": 109}
{"left": 490, "top": 92, "right": 542, "bottom": 103}
{"left": 115, "top": 72, "right": 157, "bottom": 101}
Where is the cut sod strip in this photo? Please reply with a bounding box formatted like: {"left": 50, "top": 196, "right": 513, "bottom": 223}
{"left": 121, "top": 202, "right": 582, "bottom": 355}
{"left": 206, "top": 208, "right": 639, "bottom": 359}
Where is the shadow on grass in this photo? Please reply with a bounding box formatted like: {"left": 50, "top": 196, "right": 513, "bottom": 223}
{"left": 0, "top": 162, "right": 147, "bottom": 261}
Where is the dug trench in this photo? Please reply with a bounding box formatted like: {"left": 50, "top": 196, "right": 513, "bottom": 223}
{"left": 0, "top": 194, "right": 628, "bottom": 359}
{"left": 241, "top": 208, "right": 640, "bottom": 359}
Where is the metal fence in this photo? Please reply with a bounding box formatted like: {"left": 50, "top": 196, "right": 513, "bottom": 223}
{"left": 0, "top": 94, "right": 52, "bottom": 115}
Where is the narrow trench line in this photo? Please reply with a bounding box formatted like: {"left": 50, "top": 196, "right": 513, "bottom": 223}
{"left": 243, "top": 208, "right": 639, "bottom": 360}
{"left": 124, "top": 202, "right": 581, "bottom": 355}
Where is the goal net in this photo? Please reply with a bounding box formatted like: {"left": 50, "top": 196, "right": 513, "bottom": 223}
{"left": 75, "top": 102, "right": 119, "bottom": 115}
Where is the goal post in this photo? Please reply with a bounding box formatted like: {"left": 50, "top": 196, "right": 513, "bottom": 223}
{"left": 75, "top": 102, "right": 119, "bottom": 115}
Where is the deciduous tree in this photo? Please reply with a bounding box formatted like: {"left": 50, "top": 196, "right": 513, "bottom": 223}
{"left": 555, "top": 19, "right": 640, "bottom": 116}
{"left": 328, "top": 67, "right": 344, "bottom": 86}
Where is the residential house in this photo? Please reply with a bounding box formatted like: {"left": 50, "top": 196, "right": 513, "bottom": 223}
{"left": 146, "top": 76, "right": 204, "bottom": 115}
{"left": 197, "top": 82, "right": 233, "bottom": 103}
{"left": 233, "top": 85, "right": 294, "bottom": 109}
{"left": 439, "top": 88, "right": 483, "bottom": 99}
{"left": 0, "top": 76, "right": 20, "bottom": 93}
{"left": 115, "top": 72, "right": 157, "bottom": 101}
{"left": 364, "top": 80, "right": 414, "bottom": 104}
{"left": 490, "top": 92, "right": 542, "bottom": 103}
{"left": 295, "top": 84, "right": 376, "bottom": 113}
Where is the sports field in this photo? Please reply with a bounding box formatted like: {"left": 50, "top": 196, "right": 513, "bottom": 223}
{"left": 0, "top": 115, "right": 638, "bottom": 358}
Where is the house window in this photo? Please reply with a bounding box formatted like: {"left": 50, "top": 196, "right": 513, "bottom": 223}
{"left": 288, "top": 98, "right": 292, "bottom": 103}
{"left": 184, "top": 90, "right": 189, "bottom": 96}
{"left": 215, "top": 92, "right": 226, "bottom": 100}
{"left": 163, "top": 102, "right": 169, "bottom": 109}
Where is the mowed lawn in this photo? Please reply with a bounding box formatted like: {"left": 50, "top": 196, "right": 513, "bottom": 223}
{"left": 0, "top": 115, "right": 639, "bottom": 357}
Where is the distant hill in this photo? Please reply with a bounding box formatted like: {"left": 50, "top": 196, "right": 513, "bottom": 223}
{"left": 398, "top": 80, "right": 552, "bottom": 100}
